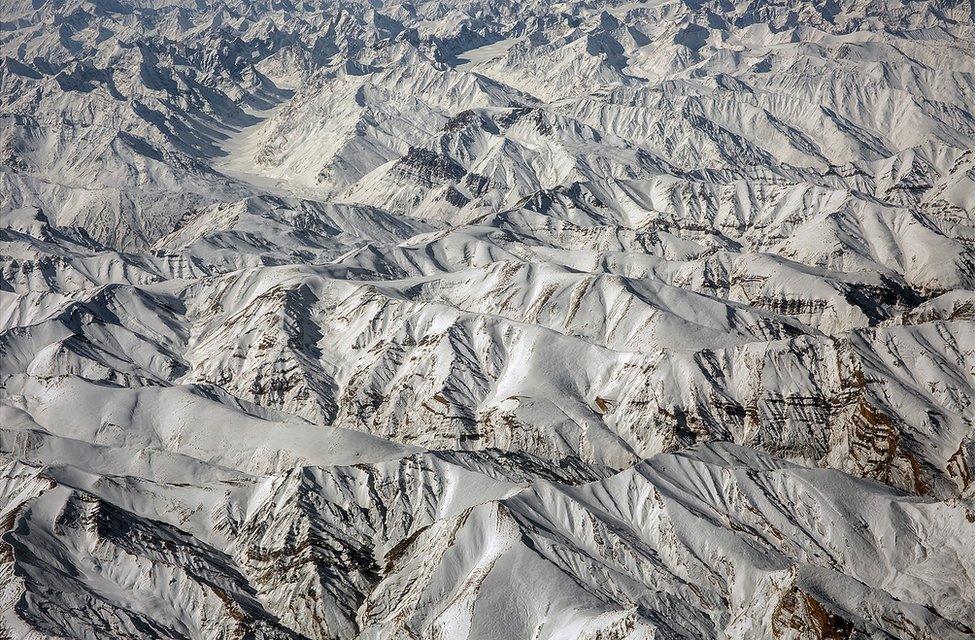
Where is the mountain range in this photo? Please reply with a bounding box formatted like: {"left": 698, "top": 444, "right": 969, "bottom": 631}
{"left": 0, "top": 0, "right": 973, "bottom": 637}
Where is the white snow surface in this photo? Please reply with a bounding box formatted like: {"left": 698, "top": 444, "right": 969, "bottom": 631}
{"left": 0, "top": 0, "right": 973, "bottom": 638}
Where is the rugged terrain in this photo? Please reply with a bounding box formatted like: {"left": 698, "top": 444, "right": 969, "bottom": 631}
{"left": 0, "top": 0, "right": 973, "bottom": 637}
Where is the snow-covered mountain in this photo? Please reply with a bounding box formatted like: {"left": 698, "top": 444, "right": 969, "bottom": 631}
{"left": 0, "top": 0, "right": 973, "bottom": 637}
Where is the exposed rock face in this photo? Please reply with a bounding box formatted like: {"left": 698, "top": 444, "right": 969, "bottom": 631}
{"left": 0, "top": 0, "right": 973, "bottom": 637}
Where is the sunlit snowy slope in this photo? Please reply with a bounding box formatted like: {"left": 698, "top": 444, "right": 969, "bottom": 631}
{"left": 0, "top": 0, "right": 973, "bottom": 637}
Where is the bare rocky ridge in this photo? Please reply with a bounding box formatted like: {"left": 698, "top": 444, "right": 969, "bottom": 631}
{"left": 0, "top": 0, "right": 973, "bottom": 638}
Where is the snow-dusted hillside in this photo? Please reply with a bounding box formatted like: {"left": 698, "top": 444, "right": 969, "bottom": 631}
{"left": 0, "top": 0, "right": 973, "bottom": 637}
